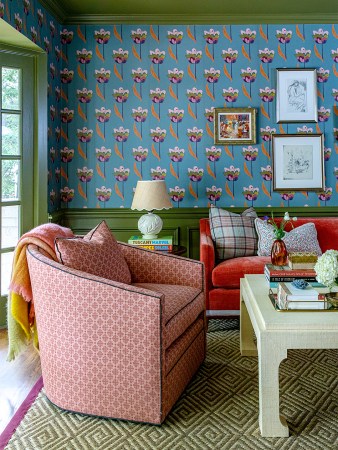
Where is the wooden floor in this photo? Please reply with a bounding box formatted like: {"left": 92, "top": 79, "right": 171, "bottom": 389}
{"left": 0, "top": 329, "right": 41, "bottom": 435}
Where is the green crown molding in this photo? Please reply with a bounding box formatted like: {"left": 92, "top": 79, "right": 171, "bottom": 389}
{"left": 36, "top": 1, "right": 338, "bottom": 25}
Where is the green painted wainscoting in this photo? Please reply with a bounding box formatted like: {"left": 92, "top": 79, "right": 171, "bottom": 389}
{"left": 53, "top": 206, "right": 338, "bottom": 261}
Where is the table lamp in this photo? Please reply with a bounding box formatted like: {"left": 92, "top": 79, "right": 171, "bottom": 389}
{"left": 131, "top": 180, "right": 173, "bottom": 239}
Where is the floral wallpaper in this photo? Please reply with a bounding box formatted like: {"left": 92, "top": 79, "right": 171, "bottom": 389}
{"left": 2, "top": 3, "right": 338, "bottom": 210}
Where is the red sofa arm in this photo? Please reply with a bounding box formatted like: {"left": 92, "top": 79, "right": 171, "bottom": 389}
{"left": 199, "top": 219, "right": 215, "bottom": 298}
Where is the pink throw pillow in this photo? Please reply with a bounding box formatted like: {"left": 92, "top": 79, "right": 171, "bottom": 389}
{"left": 55, "top": 220, "right": 132, "bottom": 284}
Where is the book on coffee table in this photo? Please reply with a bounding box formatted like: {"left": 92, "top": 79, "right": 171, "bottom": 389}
{"left": 277, "top": 282, "right": 325, "bottom": 310}
{"left": 264, "top": 264, "right": 323, "bottom": 287}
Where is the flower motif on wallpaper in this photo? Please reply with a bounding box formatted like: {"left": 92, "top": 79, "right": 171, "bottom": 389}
{"left": 23, "top": 0, "right": 30, "bottom": 15}
{"left": 242, "top": 145, "right": 258, "bottom": 178}
{"left": 295, "top": 47, "right": 311, "bottom": 66}
{"left": 331, "top": 48, "right": 338, "bottom": 63}
{"left": 96, "top": 186, "right": 112, "bottom": 204}
{"left": 131, "top": 68, "right": 148, "bottom": 99}
{"left": 241, "top": 67, "right": 257, "bottom": 99}
{"left": 133, "top": 146, "right": 148, "bottom": 178}
{"left": 203, "top": 28, "right": 220, "bottom": 60}
{"left": 60, "top": 68, "right": 74, "bottom": 84}
{"left": 318, "top": 107, "right": 330, "bottom": 132}
{"left": 334, "top": 167, "right": 338, "bottom": 179}
{"left": 280, "top": 192, "right": 295, "bottom": 207}
{"left": 187, "top": 127, "right": 203, "bottom": 159}
{"left": 186, "top": 49, "right": 203, "bottom": 80}
{"left": 50, "top": 21, "right": 56, "bottom": 38}
{"left": 94, "top": 28, "right": 110, "bottom": 60}
{"left": 95, "top": 107, "right": 111, "bottom": 138}
{"left": 222, "top": 48, "right": 238, "bottom": 81}
{"left": 243, "top": 185, "right": 259, "bottom": 206}
{"left": 14, "top": 14, "right": 22, "bottom": 32}
{"left": 112, "top": 48, "right": 129, "bottom": 81}
{"left": 113, "top": 127, "right": 129, "bottom": 159}
{"left": 132, "top": 107, "right": 148, "bottom": 139}
{"left": 30, "top": 27, "right": 37, "bottom": 44}
{"left": 186, "top": 87, "right": 203, "bottom": 120}
{"left": 206, "top": 146, "right": 221, "bottom": 178}
{"left": 259, "top": 87, "right": 275, "bottom": 118}
{"left": 206, "top": 186, "right": 222, "bottom": 205}
{"left": 60, "top": 187, "right": 74, "bottom": 204}
{"left": 334, "top": 128, "right": 338, "bottom": 141}
{"left": 169, "top": 186, "right": 185, "bottom": 207}
{"left": 55, "top": 86, "right": 61, "bottom": 102}
{"left": 77, "top": 88, "right": 92, "bottom": 121}
{"left": 240, "top": 28, "right": 256, "bottom": 60}
{"left": 55, "top": 168, "right": 60, "bottom": 184}
{"left": 112, "top": 87, "right": 129, "bottom": 119}
{"left": 54, "top": 46, "right": 61, "bottom": 61}
{"left": 260, "top": 165, "right": 273, "bottom": 198}
{"left": 150, "top": 167, "right": 167, "bottom": 180}
{"left": 50, "top": 63, "right": 56, "bottom": 80}
{"left": 168, "top": 68, "right": 184, "bottom": 101}
{"left": 49, "top": 147, "right": 56, "bottom": 163}
{"left": 167, "top": 29, "right": 183, "bottom": 60}
{"left": 76, "top": 49, "right": 92, "bottom": 80}
{"left": 131, "top": 28, "right": 147, "bottom": 59}
{"left": 168, "top": 107, "right": 184, "bottom": 139}
{"left": 114, "top": 165, "right": 130, "bottom": 200}
{"left": 204, "top": 107, "right": 215, "bottom": 122}
{"left": 204, "top": 68, "right": 220, "bottom": 100}
{"left": 317, "top": 67, "right": 330, "bottom": 97}
{"left": 318, "top": 187, "right": 332, "bottom": 205}
{"left": 77, "top": 166, "right": 93, "bottom": 199}
{"left": 149, "top": 49, "right": 165, "bottom": 81}
{"left": 224, "top": 165, "right": 240, "bottom": 200}
{"left": 96, "top": 146, "right": 111, "bottom": 163}
{"left": 169, "top": 147, "right": 185, "bottom": 178}
{"left": 50, "top": 189, "right": 56, "bottom": 206}
{"left": 60, "top": 28, "right": 73, "bottom": 45}
{"left": 332, "top": 88, "right": 338, "bottom": 102}
{"left": 76, "top": 127, "right": 92, "bottom": 160}
{"left": 258, "top": 48, "right": 274, "bottom": 80}
{"left": 150, "top": 127, "right": 166, "bottom": 159}
{"left": 43, "top": 37, "right": 50, "bottom": 54}
{"left": 150, "top": 88, "right": 166, "bottom": 121}
{"left": 95, "top": 68, "right": 111, "bottom": 84}
{"left": 313, "top": 28, "right": 329, "bottom": 60}
{"left": 0, "top": 3, "right": 4, "bottom": 19}
{"left": 188, "top": 166, "right": 204, "bottom": 200}
{"left": 37, "top": 9, "right": 43, "bottom": 27}
{"left": 276, "top": 28, "right": 292, "bottom": 59}
{"left": 50, "top": 105, "right": 56, "bottom": 122}
{"left": 55, "top": 127, "right": 61, "bottom": 143}
{"left": 324, "top": 147, "right": 332, "bottom": 162}
{"left": 61, "top": 147, "right": 74, "bottom": 163}
{"left": 222, "top": 87, "right": 239, "bottom": 104}
{"left": 60, "top": 107, "right": 74, "bottom": 138}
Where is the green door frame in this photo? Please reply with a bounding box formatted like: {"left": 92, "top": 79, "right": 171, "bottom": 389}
{"left": 0, "top": 44, "right": 48, "bottom": 328}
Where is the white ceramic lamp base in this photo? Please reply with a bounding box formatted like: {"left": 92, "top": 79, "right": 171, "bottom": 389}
{"left": 138, "top": 212, "right": 163, "bottom": 239}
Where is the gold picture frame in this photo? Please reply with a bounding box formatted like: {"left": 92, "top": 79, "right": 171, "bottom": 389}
{"left": 213, "top": 107, "right": 256, "bottom": 145}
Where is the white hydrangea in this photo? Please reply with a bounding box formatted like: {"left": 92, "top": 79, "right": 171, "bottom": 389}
{"left": 314, "top": 250, "right": 338, "bottom": 288}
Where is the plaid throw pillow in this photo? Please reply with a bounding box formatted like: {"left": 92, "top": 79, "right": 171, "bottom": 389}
{"left": 209, "top": 207, "right": 258, "bottom": 261}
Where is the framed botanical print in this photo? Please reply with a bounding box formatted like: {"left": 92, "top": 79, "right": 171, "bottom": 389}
{"left": 276, "top": 68, "right": 317, "bottom": 123}
{"left": 272, "top": 134, "right": 324, "bottom": 191}
{"left": 213, "top": 107, "right": 256, "bottom": 145}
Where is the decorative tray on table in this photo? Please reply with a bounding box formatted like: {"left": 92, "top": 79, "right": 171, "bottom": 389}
{"left": 269, "top": 289, "right": 338, "bottom": 312}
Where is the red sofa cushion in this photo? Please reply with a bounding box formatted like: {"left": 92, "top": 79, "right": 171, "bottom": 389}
{"left": 212, "top": 256, "right": 270, "bottom": 289}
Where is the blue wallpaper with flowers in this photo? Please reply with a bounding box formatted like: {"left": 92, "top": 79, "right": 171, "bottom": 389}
{"left": 2, "top": 3, "right": 338, "bottom": 211}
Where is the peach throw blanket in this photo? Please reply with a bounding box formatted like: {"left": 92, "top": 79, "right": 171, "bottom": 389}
{"left": 7, "top": 223, "right": 74, "bottom": 361}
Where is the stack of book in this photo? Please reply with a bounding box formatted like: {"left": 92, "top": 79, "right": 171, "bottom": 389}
{"left": 287, "top": 252, "right": 318, "bottom": 269}
{"left": 277, "top": 281, "right": 325, "bottom": 310}
{"left": 128, "top": 236, "right": 173, "bottom": 251}
{"left": 264, "top": 263, "right": 323, "bottom": 288}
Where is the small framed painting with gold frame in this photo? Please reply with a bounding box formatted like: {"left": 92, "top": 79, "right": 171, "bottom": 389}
{"left": 213, "top": 107, "right": 256, "bottom": 145}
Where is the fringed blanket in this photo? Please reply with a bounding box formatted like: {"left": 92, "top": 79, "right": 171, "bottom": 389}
{"left": 7, "top": 223, "right": 74, "bottom": 361}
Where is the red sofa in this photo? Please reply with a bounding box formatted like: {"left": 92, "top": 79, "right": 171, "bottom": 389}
{"left": 200, "top": 216, "right": 338, "bottom": 318}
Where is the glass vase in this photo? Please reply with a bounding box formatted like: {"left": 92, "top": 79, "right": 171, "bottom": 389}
{"left": 271, "top": 239, "right": 288, "bottom": 266}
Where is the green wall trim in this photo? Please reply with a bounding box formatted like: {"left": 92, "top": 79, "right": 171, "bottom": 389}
{"left": 56, "top": 13, "right": 338, "bottom": 25}
{"left": 52, "top": 206, "right": 338, "bottom": 260}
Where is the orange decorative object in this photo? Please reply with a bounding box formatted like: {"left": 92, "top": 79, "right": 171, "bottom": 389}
{"left": 271, "top": 239, "right": 288, "bottom": 266}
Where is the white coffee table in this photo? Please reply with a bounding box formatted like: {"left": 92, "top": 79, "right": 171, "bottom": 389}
{"left": 240, "top": 274, "right": 338, "bottom": 438}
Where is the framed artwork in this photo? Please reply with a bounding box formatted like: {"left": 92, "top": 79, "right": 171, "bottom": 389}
{"left": 272, "top": 134, "right": 324, "bottom": 191}
{"left": 214, "top": 107, "right": 256, "bottom": 145}
{"left": 276, "top": 68, "right": 317, "bottom": 123}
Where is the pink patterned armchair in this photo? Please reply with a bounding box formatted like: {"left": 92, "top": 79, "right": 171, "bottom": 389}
{"left": 26, "top": 242, "right": 206, "bottom": 424}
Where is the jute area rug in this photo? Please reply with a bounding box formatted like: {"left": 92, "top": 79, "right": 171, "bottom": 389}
{"left": 5, "top": 319, "right": 338, "bottom": 450}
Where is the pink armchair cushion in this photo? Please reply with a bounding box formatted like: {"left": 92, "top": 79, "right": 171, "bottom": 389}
{"left": 55, "top": 220, "right": 132, "bottom": 284}
{"left": 255, "top": 218, "right": 322, "bottom": 257}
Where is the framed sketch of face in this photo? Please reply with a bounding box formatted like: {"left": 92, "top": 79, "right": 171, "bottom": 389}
{"left": 276, "top": 69, "right": 317, "bottom": 123}
{"left": 272, "top": 134, "right": 324, "bottom": 191}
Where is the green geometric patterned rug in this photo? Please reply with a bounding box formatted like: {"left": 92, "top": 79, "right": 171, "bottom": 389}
{"left": 5, "top": 320, "right": 338, "bottom": 450}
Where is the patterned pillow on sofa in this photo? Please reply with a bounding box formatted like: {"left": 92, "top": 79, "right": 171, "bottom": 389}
{"left": 255, "top": 218, "right": 322, "bottom": 256}
{"left": 55, "top": 220, "right": 132, "bottom": 284}
{"left": 209, "top": 207, "right": 258, "bottom": 260}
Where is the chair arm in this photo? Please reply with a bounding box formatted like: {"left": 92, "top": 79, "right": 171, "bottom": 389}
{"left": 199, "top": 223, "right": 215, "bottom": 297}
{"left": 119, "top": 243, "right": 204, "bottom": 291}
